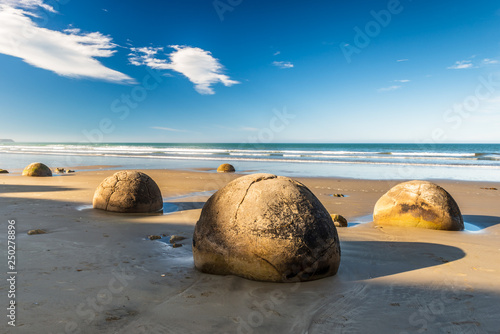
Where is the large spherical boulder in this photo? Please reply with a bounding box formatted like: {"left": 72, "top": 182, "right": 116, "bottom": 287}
{"left": 93, "top": 171, "right": 163, "bottom": 213}
{"left": 193, "top": 173, "right": 341, "bottom": 282}
{"left": 22, "top": 163, "right": 52, "bottom": 177}
{"left": 217, "top": 163, "right": 235, "bottom": 173}
{"left": 373, "top": 180, "right": 463, "bottom": 231}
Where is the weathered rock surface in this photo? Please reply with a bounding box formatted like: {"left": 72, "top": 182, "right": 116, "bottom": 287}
{"left": 373, "top": 180, "right": 464, "bottom": 231}
{"left": 93, "top": 171, "right": 163, "bottom": 213}
{"left": 22, "top": 163, "right": 52, "bottom": 177}
{"left": 217, "top": 163, "right": 235, "bottom": 173}
{"left": 330, "top": 214, "right": 348, "bottom": 227}
{"left": 193, "top": 173, "right": 341, "bottom": 282}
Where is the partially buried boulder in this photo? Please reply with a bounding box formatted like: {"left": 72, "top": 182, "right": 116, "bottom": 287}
{"left": 93, "top": 171, "right": 163, "bottom": 213}
{"left": 373, "top": 180, "right": 463, "bottom": 231}
{"left": 217, "top": 163, "right": 235, "bottom": 173}
{"left": 22, "top": 163, "right": 52, "bottom": 177}
{"left": 193, "top": 173, "right": 341, "bottom": 282}
{"left": 0, "top": 169, "right": 8, "bottom": 174}
{"left": 331, "top": 214, "right": 348, "bottom": 227}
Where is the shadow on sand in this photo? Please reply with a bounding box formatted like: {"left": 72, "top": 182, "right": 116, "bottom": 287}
{"left": 339, "top": 240, "right": 466, "bottom": 281}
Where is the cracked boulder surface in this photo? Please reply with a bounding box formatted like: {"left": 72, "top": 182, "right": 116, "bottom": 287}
{"left": 92, "top": 171, "right": 163, "bottom": 213}
{"left": 373, "top": 180, "right": 463, "bottom": 231}
{"left": 22, "top": 162, "right": 52, "bottom": 177}
{"left": 193, "top": 173, "right": 341, "bottom": 283}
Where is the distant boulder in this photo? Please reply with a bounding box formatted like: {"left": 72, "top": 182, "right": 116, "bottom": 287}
{"left": 22, "top": 163, "right": 52, "bottom": 177}
{"left": 217, "top": 163, "right": 235, "bottom": 173}
{"left": 193, "top": 173, "right": 341, "bottom": 282}
{"left": 373, "top": 180, "right": 463, "bottom": 231}
{"left": 93, "top": 171, "right": 163, "bottom": 213}
{"left": 330, "top": 214, "right": 348, "bottom": 227}
{"left": 0, "top": 169, "right": 8, "bottom": 174}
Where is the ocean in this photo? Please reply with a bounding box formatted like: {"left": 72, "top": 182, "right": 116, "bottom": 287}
{"left": 1, "top": 142, "right": 500, "bottom": 181}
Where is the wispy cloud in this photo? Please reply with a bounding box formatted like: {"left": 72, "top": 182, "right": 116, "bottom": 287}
{"left": 377, "top": 85, "right": 401, "bottom": 92}
{"left": 215, "top": 125, "right": 259, "bottom": 132}
{"left": 394, "top": 79, "right": 410, "bottom": 83}
{"left": 396, "top": 59, "right": 408, "bottom": 62}
{"left": 273, "top": 51, "right": 281, "bottom": 56}
{"left": 272, "top": 61, "right": 294, "bottom": 69}
{"left": 1, "top": 0, "right": 56, "bottom": 13}
{"left": 240, "top": 126, "right": 259, "bottom": 132}
{"left": 151, "top": 126, "right": 189, "bottom": 132}
{"left": 477, "top": 96, "right": 500, "bottom": 114}
{"left": 447, "top": 60, "right": 474, "bottom": 69}
{"left": 483, "top": 58, "right": 499, "bottom": 65}
{"left": 129, "top": 45, "right": 239, "bottom": 95}
{"left": 0, "top": 1, "right": 134, "bottom": 84}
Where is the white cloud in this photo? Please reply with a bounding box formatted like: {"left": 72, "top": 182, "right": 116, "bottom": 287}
{"left": 215, "top": 125, "right": 259, "bottom": 132}
{"left": 272, "top": 61, "right": 294, "bottom": 69}
{"left": 151, "top": 126, "right": 189, "bottom": 132}
{"left": 0, "top": 2, "right": 134, "bottom": 83}
{"left": 394, "top": 79, "right": 410, "bottom": 83}
{"left": 396, "top": 59, "right": 408, "bottom": 62}
{"left": 377, "top": 85, "right": 401, "bottom": 92}
{"left": 1, "top": 0, "right": 56, "bottom": 13}
{"left": 448, "top": 60, "right": 474, "bottom": 70}
{"left": 240, "top": 126, "right": 259, "bottom": 132}
{"left": 129, "top": 45, "right": 239, "bottom": 95}
{"left": 273, "top": 51, "right": 280, "bottom": 56}
{"left": 483, "top": 58, "right": 499, "bottom": 65}
{"left": 477, "top": 96, "right": 500, "bottom": 114}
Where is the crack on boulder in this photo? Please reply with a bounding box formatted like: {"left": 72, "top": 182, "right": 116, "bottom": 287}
{"left": 253, "top": 253, "right": 280, "bottom": 275}
{"left": 233, "top": 174, "right": 276, "bottom": 223}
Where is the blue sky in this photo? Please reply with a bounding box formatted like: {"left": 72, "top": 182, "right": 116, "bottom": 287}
{"left": 1, "top": 0, "right": 500, "bottom": 143}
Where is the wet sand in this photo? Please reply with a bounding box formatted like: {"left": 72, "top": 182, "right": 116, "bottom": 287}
{"left": 1, "top": 168, "right": 500, "bottom": 333}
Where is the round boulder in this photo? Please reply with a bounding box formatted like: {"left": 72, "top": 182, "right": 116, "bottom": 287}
{"left": 193, "top": 173, "right": 341, "bottom": 282}
{"left": 93, "top": 171, "right": 163, "bottom": 213}
{"left": 22, "top": 163, "right": 52, "bottom": 177}
{"left": 373, "top": 180, "right": 463, "bottom": 231}
{"left": 331, "top": 214, "right": 348, "bottom": 227}
{"left": 217, "top": 163, "right": 235, "bottom": 173}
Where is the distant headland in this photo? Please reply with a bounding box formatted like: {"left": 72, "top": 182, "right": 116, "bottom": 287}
{"left": 0, "top": 139, "right": 14, "bottom": 143}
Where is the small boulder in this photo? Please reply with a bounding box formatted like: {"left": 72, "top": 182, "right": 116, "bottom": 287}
{"left": 217, "top": 163, "right": 235, "bottom": 173}
{"left": 169, "top": 235, "right": 186, "bottom": 243}
{"left": 331, "top": 214, "right": 348, "bottom": 227}
{"left": 93, "top": 171, "right": 163, "bottom": 213}
{"left": 28, "top": 229, "right": 46, "bottom": 235}
{"left": 22, "top": 163, "right": 52, "bottom": 177}
{"left": 193, "top": 173, "right": 341, "bottom": 282}
{"left": 0, "top": 169, "right": 8, "bottom": 174}
{"left": 55, "top": 168, "right": 65, "bottom": 173}
{"left": 373, "top": 180, "right": 463, "bottom": 231}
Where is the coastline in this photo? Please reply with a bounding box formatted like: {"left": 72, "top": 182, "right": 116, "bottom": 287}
{"left": 1, "top": 167, "right": 500, "bottom": 333}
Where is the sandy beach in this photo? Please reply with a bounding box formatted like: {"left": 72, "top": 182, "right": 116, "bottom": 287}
{"left": 1, "top": 167, "right": 500, "bottom": 333}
